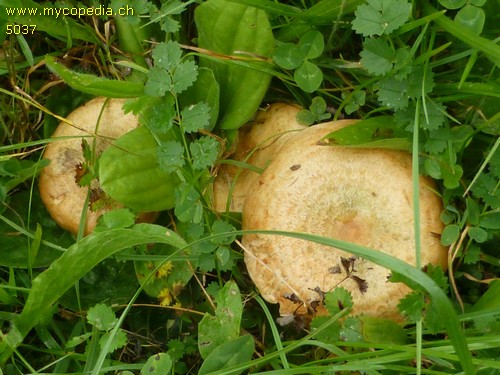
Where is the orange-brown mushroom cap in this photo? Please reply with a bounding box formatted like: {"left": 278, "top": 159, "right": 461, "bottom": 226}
{"left": 213, "top": 103, "right": 307, "bottom": 212}
{"left": 241, "top": 119, "right": 447, "bottom": 322}
{"left": 39, "top": 97, "right": 140, "bottom": 235}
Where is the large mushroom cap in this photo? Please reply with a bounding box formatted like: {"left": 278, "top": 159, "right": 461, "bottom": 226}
{"left": 39, "top": 97, "right": 140, "bottom": 235}
{"left": 213, "top": 103, "right": 307, "bottom": 212}
{"left": 242, "top": 120, "right": 447, "bottom": 321}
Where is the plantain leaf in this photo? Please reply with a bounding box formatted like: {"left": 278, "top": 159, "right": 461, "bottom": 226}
{"left": 0, "top": 224, "right": 187, "bottom": 365}
{"left": 322, "top": 116, "right": 411, "bottom": 150}
{"left": 195, "top": 0, "right": 274, "bottom": 129}
{"left": 45, "top": 55, "right": 144, "bottom": 98}
{"left": 99, "top": 126, "right": 180, "bottom": 212}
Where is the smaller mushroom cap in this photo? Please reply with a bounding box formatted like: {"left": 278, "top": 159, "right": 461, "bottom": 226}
{"left": 39, "top": 97, "right": 140, "bottom": 235}
{"left": 242, "top": 120, "right": 447, "bottom": 321}
{"left": 213, "top": 103, "right": 307, "bottom": 212}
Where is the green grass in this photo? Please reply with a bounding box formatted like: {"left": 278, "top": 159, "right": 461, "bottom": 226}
{"left": 1, "top": 0, "right": 499, "bottom": 374}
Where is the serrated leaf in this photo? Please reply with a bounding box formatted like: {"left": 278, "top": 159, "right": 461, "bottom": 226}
{"left": 141, "top": 353, "right": 173, "bottom": 375}
{"left": 463, "top": 244, "right": 481, "bottom": 264}
{"left": 190, "top": 136, "right": 220, "bottom": 171}
{"left": 298, "top": 30, "right": 324, "bottom": 59}
{"left": 141, "top": 96, "right": 176, "bottom": 135}
{"left": 161, "top": 17, "right": 180, "bottom": 33}
{"left": 211, "top": 220, "right": 236, "bottom": 245}
{"left": 377, "top": 77, "right": 409, "bottom": 110}
{"left": 360, "top": 38, "right": 395, "bottom": 76}
{"left": 178, "top": 68, "right": 220, "bottom": 130}
{"left": 407, "top": 66, "right": 435, "bottom": 98}
{"left": 274, "top": 43, "right": 306, "bottom": 69}
{"left": 324, "top": 287, "right": 353, "bottom": 315}
{"left": 352, "top": 0, "right": 412, "bottom": 36}
{"left": 397, "top": 291, "right": 425, "bottom": 323}
{"left": 471, "top": 173, "right": 500, "bottom": 209}
{"left": 152, "top": 41, "right": 183, "bottom": 71}
{"left": 294, "top": 61, "right": 323, "bottom": 93}
{"left": 100, "top": 329, "right": 128, "bottom": 353}
{"left": 172, "top": 60, "right": 198, "bottom": 94}
{"left": 442, "top": 163, "right": 463, "bottom": 189}
{"left": 87, "top": 303, "right": 117, "bottom": 331}
{"left": 181, "top": 102, "right": 211, "bottom": 133}
{"left": 145, "top": 66, "right": 172, "bottom": 97}
{"left": 157, "top": 140, "right": 185, "bottom": 174}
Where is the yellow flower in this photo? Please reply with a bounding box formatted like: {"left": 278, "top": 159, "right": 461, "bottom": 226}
{"left": 155, "top": 261, "right": 174, "bottom": 279}
{"left": 158, "top": 288, "right": 173, "bottom": 306}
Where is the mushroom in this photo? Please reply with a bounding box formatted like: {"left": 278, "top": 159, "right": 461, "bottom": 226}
{"left": 39, "top": 97, "right": 147, "bottom": 235}
{"left": 216, "top": 103, "right": 447, "bottom": 321}
{"left": 213, "top": 103, "right": 307, "bottom": 212}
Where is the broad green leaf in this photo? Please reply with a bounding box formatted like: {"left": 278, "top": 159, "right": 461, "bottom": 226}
{"left": 45, "top": 55, "right": 144, "bottom": 98}
{"left": 471, "top": 280, "right": 500, "bottom": 312}
{"left": 198, "top": 281, "right": 243, "bottom": 359}
{"left": 0, "top": 224, "right": 187, "bottom": 365}
{"left": 99, "top": 126, "right": 181, "bottom": 212}
{"left": 454, "top": 4, "right": 485, "bottom": 35}
{"left": 361, "top": 316, "right": 408, "bottom": 345}
{"left": 141, "top": 353, "right": 173, "bottom": 375}
{"left": 198, "top": 335, "right": 254, "bottom": 375}
{"left": 294, "top": 61, "right": 323, "bottom": 93}
{"left": 195, "top": 0, "right": 274, "bottom": 129}
{"left": 322, "top": 116, "right": 410, "bottom": 150}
